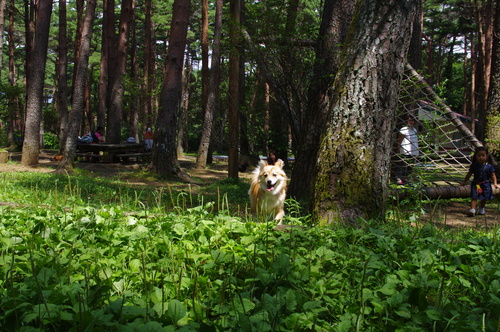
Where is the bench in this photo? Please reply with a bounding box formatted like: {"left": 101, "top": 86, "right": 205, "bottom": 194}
{"left": 114, "top": 152, "right": 151, "bottom": 162}
{"left": 75, "top": 153, "right": 103, "bottom": 161}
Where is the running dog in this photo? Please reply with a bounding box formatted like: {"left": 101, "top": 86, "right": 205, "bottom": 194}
{"left": 249, "top": 159, "right": 287, "bottom": 223}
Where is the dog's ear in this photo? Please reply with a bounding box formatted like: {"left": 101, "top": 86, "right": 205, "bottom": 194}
{"left": 258, "top": 159, "right": 268, "bottom": 168}
{"left": 275, "top": 159, "right": 285, "bottom": 169}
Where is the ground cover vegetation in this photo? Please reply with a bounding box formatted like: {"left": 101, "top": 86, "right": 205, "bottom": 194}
{"left": 0, "top": 171, "right": 499, "bottom": 331}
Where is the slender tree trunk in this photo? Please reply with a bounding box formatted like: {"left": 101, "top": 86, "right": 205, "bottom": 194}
{"left": 228, "top": 0, "right": 240, "bottom": 178}
{"left": 313, "top": 0, "right": 417, "bottom": 225}
{"left": 21, "top": 0, "right": 52, "bottom": 166}
{"left": 59, "top": 0, "right": 97, "bottom": 170}
{"left": 144, "top": 0, "right": 154, "bottom": 124}
{"left": 98, "top": 0, "right": 114, "bottom": 129}
{"left": 23, "top": 0, "right": 35, "bottom": 98}
{"left": 151, "top": 0, "right": 193, "bottom": 181}
{"left": 486, "top": 0, "right": 500, "bottom": 158}
{"left": 129, "top": 2, "right": 138, "bottom": 140}
{"left": 7, "top": 0, "right": 17, "bottom": 147}
{"left": 474, "top": 0, "right": 494, "bottom": 143}
{"left": 201, "top": 0, "right": 209, "bottom": 116}
{"left": 0, "top": 0, "right": 7, "bottom": 76}
{"left": 196, "top": 0, "right": 223, "bottom": 169}
{"left": 408, "top": 0, "right": 423, "bottom": 71}
{"left": 107, "top": 0, "right": 134, "bottom": 143}
{"left": 57, "top": 0, "right": 69, "bottom": 154}
{"left": 177, "top": 53, "right": 192, "bottom": 157}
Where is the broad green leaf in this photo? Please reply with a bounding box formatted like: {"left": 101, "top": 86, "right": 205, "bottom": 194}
{"left": 167, "top": 299, "right": 187, "bottom": 323}
{"left": 426, "top": 308, "right": 441, "bottom": 320}
{"left": 232, "top": 298, "right": 255, "bottom": 313}
{"left": 129, "top": 259, "right": 141, "bottom": 272}
{"left": 395, "top": 306, "right": 411, "bottom": 318}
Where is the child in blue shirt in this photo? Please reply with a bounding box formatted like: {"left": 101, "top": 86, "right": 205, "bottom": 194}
{"left": 461, "top": 147, "right": 498, "bottom": 216}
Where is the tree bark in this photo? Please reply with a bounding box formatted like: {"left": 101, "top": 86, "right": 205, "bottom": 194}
{"left": 107, "top": 0, "right": 134, "bottom": 143}
{"left": 21, "top": 0, "right": 52, "bottom": 166}
{"left": 289, "top": 0, "right": 354, "bottom": 203}
{"left": 228, "top": 0, "right": 241, "bottom": 178}
{"left": 473, "top": 0, "right": 494, "bottom": 143}
{"left": 151, "top": 0, "right": 194, "bottom": 182}
{"left": 177, "top": 53, "right": 192, "bottom": 157}
{"left": 58, "top": 0, "right": 97, "bottom": 170}
{"left": 7, "top": 0, "right": 18, "bottom": 147}
{"left": 144, "top": 0, "right": 155, "bottom": 124}
{"left": 196, "top": 0, "right": 223, "bottom": 169}
{"left": 0, "top": 0, "right": 6, "bottom": 74}
{"left": 486, "top": 0, "right": 500, "bottom": 159}
{"left": 57, "top": 0, "right": 69, "bottom": 155}
{"left": 313, "top": 0, "right": 417, "bottom": 225}
{"left": 98, "top": 0, "right": 115, "bottom": 129}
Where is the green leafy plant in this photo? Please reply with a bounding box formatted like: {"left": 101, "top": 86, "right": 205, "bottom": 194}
{"left": 0, "top": 172, "right": 498, "bottom": 331}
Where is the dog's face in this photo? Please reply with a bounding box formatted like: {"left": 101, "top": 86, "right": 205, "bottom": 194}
{"left": 257, "top": 159, "right": 287, "bottom": 194}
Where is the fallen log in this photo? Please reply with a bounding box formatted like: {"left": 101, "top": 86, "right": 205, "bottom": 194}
{"left": 390, "top": 185, "right": 500, "bottom": 200}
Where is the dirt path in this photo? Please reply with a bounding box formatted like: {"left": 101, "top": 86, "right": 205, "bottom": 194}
{"left": 1, "top": 150, "right": 498, "bottom": 229}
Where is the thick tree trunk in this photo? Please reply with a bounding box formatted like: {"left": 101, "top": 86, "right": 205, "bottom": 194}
{"left": 196, "top": 0, "right": 223, "bottom": 169}
{"left": 289, "top": 0, "right": 354, "bottom": 203}
{"left": 313, "top": 0, "right": 417, "bottom": 225}
{"left": 58, "top": 0, "right": 97, "bottom": 170}
{"left": 21, "top": 0, "right": 52, "bottom": 166}
{"left": 151, "top": 0, "right": 193, "bottom": 182}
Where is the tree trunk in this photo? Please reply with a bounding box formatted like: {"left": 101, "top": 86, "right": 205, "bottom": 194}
{"left": 196, "top": 0, "right": 223, "bottom": 169}
{"left": 57, "top": 0, "right": 69, "bottom": 154}
{"left": 0, "top": 0, "right": 6, "bottom": 74}
{"left": 7, "top": 0, "right": 17, "bottom": 147}
{"left": 21, "top": 0, "right": 52, "bottom": 166}
{"left": 228, "top": 0, "right": 241, "bottom": 178}
{"left": 313, "top": 0, "right": 418, "bottom": 225}
{"left": 151, "top": 0, "right": 193, "bottom": 182}
{"left": 201, "top": 0, "right": 209, "bottom": 118}
{"left": 107, "top": 0, "right": 134, "bottom": 143}
{"left": 408, "top": 0, "right": 423, "bottom": 70}
{"left": 144, "top": 0, "right": 155, "bottom": 124}
{"left": 177, "top": 53, "right": 192, "bottom": 157}
{"left": 473, "top": 0, "right": 494, "bottom": 143}
{"left": 23, "top": 0, "right": 35, "bottom": 97}
{"left": 58, "top": 0, "right": 97, "bottom": 170}
{"left": 289, "top": 0, "right": 354, "bottom": 202}
{"left": 128, "top": 2, "right": 138, "bottom": 140}
{"left": 486, "top": 0, "right": 500, "bottom": 159}
{"left": 98, "top": 0, "right": 114, "bottom": 129}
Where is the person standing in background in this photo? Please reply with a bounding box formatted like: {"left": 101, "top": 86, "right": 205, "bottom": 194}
{"left": 144, "top": 128, "right": 153, "bottom": 151}
{"left": 396, "top": 115, "right": 419, "bottom": 185}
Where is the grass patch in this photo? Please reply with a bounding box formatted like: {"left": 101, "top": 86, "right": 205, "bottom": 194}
{"left": 0, "top": 172, "right": 499, "bottom": 331}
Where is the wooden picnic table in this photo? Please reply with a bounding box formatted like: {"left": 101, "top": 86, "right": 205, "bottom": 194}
{"left": 76, "top": 143, "right": 149, "bottom": 163}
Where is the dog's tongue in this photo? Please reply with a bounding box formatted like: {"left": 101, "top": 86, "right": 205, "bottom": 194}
{"left": 267, "top": 184, "right": 274, "bottom": 191}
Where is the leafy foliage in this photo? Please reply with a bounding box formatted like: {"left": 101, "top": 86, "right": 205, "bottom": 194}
{"left": 0, "top": 172, "right": 499, "bottom": 331}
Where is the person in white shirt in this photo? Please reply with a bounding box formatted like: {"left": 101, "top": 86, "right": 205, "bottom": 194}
{"left": 396, "top": 115, "right": 419, "bottom": 185}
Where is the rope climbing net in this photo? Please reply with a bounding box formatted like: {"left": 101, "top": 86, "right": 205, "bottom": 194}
{"left": 391, "top": 64, "right": 482, "bottom": 195}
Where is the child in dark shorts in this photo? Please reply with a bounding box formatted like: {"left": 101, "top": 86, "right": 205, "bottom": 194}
{"left": 460, "top": 147, "right": 498, "bottom": 216}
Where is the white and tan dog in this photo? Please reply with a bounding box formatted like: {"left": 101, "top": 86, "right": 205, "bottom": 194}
{"left": 249, "top": 159, "right": 287, "bottom": 223}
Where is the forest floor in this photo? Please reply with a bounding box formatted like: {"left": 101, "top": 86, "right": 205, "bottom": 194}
{"left": 1, "top": 149, "right": 498, "bottom": 230}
